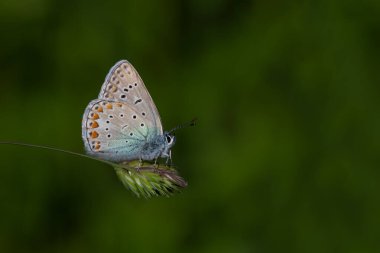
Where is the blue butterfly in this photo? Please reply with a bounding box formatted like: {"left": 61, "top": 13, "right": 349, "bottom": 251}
{"left": 82, "top": 60, "right": 176, "bottom": 163}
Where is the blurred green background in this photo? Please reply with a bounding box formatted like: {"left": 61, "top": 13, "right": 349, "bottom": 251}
{"left": 1, "top": 0, "right": 380, "bottom": 252}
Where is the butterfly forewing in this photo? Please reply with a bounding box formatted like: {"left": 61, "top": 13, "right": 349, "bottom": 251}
{"left": 82, "top": 99, "right": 159, "bottom": 162}
{"left": 98, "top": 60, "right": 163, "bottom": 134}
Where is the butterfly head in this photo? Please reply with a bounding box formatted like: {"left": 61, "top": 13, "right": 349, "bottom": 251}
{"left": 164, "top": 132, "right": 176, "bottom": 149}
{"left": 159, "top": 132, "right": 175, "bottom": 158}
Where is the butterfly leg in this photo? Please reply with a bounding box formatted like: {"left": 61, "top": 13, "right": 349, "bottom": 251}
{"left": 165, "top": 150, "right": 172, "bottom": 166}
{"left": 137, "top": 157, "right": 143, "bottom": 170}
{"left": 153, "top": 157, "right": 160, "bottom": 168}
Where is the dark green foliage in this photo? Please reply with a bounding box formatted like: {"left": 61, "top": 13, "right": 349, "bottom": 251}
{"left": 0, "top": 0, "right": 380, "bottom": 252}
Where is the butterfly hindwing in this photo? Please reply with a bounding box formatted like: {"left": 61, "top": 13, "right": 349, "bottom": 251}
{"left": 98, "top": 60, "right": 163, "bottom": 135}
{"left": 82, "top": 99, "right": 160, "bottom": 162}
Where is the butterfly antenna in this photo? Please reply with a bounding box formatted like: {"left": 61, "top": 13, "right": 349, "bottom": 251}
{"left": 0, "top": 141, "right": 114, "bottom": 166}
{"left": 168, "top": 118, "right": 197, "bottom": 134}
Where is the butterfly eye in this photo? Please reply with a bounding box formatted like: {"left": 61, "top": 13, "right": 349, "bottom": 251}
{"left": 166, "top": 135, "right": 171, "bottom": 143}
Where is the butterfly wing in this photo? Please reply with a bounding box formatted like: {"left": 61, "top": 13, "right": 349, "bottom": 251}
{"left": 98, "top": 60, "right": 163, "bottom": 134}
{"left": 82, "top": 99, "right": 160, "bottom": 162}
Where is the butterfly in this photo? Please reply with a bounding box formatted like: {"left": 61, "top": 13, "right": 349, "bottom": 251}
{"left": 1, "top": 59, "right": 195, "bottom": 197}
{"left": 82, "top": 60, "right": 176, "bottom": 164}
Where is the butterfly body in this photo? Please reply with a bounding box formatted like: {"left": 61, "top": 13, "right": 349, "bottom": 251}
{"left": 140, "top": 133, "right": 175, "bottom": 161}
{"left": 82, "top": 60, "right": 175, "bottom": 163}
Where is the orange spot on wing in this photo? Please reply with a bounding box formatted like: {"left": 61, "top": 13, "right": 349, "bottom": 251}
{"left": 91, "top": 121, "right": 99, "bottom": 128}
{"left": 90, "top": 131, "right": 99, "bottom": 138}
{"left": 106, "top": 104, "right": 113, "bottom": 109}
{"left": 94, "top": 144, "right": 101, "bottom": 150}
{"left": 92, "top": 113, "right": 99, "bottom": 119}
{"left": 116, "top": 103, "right": 123, "bottom": 107}
{"left": 97, "top": 106, "right": 103, "bottom": 112}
